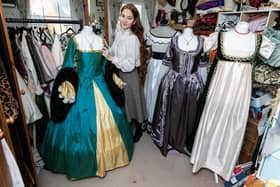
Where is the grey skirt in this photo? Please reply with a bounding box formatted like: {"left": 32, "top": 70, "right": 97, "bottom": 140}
{"left": 119, "top": 69, "right": 147, "bottom": 123}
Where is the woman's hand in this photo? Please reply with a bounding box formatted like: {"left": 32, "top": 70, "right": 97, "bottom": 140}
{"left": 102, "top": 48, "right": 113, "bottom": 61}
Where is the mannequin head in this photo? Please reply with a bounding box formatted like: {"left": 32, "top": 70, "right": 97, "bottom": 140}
{"left": 234, "top": 21, "right": 250, "bottom": 34}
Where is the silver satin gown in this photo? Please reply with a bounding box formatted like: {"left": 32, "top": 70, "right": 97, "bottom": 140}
{"left": 152, "top": 36, "right": 207, "bottom": 156}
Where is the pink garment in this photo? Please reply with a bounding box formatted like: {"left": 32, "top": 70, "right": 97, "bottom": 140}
{"left": 249, "top": 16, "right": 268, "bottom": 32}
{"left": 40, "top": 44, "right": 58, "bottom": 78}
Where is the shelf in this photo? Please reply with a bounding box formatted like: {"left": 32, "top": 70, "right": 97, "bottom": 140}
{"left": 267, "top": 10, "right": 280, "bottom": 27}
{"left": 216, "top": 12, "right": 241, "bottom": 31}
{"left": 216, "top": 9, "right": 280, "bottom": 32}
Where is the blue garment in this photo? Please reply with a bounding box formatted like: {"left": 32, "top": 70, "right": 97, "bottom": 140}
{"left": 41, "top": 37, "right": 133, "bottom": 179}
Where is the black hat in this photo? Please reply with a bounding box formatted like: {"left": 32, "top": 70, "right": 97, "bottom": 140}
{"left": 50, "top": 67, "right": 79, "bottom": 123}
{"left": 104, "top": 62, "right": 125, "bottom": 107}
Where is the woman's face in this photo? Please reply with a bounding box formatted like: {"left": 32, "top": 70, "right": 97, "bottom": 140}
{"left": 120, "top": 8, "right": 135, "bottom": 30}
{"left": 158, "top": 0, "right": 167, "bottom": 6}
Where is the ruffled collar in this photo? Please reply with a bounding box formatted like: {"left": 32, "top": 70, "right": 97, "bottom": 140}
{"left": 120, "top": 28, "right": 132, "bottom": 35}
{"left": 82, "top": 25, "right": 94, "bottom": 35}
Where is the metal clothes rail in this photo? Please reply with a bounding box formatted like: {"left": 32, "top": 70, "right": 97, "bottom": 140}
{"left": 5, "top": 17, "right": 83, "bottom": 26}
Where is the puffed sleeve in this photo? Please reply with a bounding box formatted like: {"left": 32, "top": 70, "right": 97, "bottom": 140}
{"left": 146, "top": 32, "right": 153, "bottom": 47}
{"left": 203, "top": 32, "right": 218, "bottom": 52}
{"left": 111, "top": 35, "right": 140, "bottom": 72}
{"left": 259, "top": 35, "right": 277, "bottom": 66}
{"left": 62, "top": 37, "right": 76, "bottom": 68}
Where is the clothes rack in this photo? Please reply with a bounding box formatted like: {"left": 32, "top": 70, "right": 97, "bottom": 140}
{"left": 1, "top": 1, "right": 40, "bottom": 186}
{"left": 5, "top": 17, "right": 83, "bottom": 26}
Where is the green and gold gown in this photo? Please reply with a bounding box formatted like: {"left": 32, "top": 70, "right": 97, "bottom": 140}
{"left": 41, "top": 28, "right": 133, "bottom": 179}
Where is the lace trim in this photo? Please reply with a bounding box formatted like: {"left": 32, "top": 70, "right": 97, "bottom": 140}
{"left": 146, "top": 32, "right": 174, "bottom": 45}
{"left": 73, "top": 35, "right": 104, "bottom": 53}
{"left": 219, "top": 32, "right": 261, "bottom": 63}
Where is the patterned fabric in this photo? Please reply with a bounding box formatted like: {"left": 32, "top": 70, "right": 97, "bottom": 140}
{"left": 263, "top": 28, "right": 280, "bottom": 67}
{"left": 254, "top": 63, "right": 280, "bottom": 85}
{"left": 0, "top": 71, "right": 18, "bottom": 120}
{"left": 218, "top": 31, "right": 262, "bottom": 63}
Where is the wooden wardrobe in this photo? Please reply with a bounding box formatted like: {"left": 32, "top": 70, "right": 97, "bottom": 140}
{"left": 0, "top": 1, "right": 38, "bottom": 186}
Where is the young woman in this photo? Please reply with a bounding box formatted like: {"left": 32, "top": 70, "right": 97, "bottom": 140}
{"left": 102, "top": 4, "right": 148, "bottom": 143}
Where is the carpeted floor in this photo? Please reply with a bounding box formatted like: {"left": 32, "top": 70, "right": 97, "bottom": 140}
{"left": 38, "top": 133, "right": 224, "bottom": 187}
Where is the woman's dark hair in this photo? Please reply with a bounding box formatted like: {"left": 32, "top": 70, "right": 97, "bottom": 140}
{"left": 121, "top": 4, "right": 149, "bottom": 85}
{"left": 166, "top": 0, "right": 176, "bottom": 7}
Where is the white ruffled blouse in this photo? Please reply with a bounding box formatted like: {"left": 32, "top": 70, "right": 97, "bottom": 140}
{"left": 109, "top": 29, "right": 140, "bottom": 72}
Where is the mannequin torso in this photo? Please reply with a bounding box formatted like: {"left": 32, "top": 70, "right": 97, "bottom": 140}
{"left": 223, "top": 22, "right": 255, "bottom": 58}
{"left": 147, "top": 25, "right": 177, "bottom": 53}
{"left": 75, "top": 25, "right": 103, "bottom": 51}
{"left": 178, "top": 28, "right": 198, "bottom": 52}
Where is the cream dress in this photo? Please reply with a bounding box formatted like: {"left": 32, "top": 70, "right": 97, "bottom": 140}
{"left": 190, "top": 31, "right": 274, "bottom": 180}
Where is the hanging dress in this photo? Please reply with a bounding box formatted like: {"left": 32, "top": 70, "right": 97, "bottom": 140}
{"left": 15, "top": 70, "right": 43, "bottom": 124}
{"left": 152, "top": 36, "right": 206, "bottom": 156}
{"left": 41, "top": 30, "right": 133, "bottom": 179}
{"left": 1, "top": 138, "right": 25, "bottom": 187}
{"left": 51, "top": 34, "right": 64, "bottom": 70}
{"left": 20, "top": 31, "right": 44, "bottom": 96}
{"left": 190, "top": 32, "right": 271, "bottom": 180}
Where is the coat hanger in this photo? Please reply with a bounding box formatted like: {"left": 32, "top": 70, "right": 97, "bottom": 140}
{"left": 61, "top": 27, "right": 76, "bottom": 36}
{"left": 43, "top": 27, "right": 54, "bottom": 43}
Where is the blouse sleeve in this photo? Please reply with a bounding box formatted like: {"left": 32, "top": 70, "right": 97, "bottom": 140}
{"left": 203, "top": 32, "right": 218, "bottom": 52}
{"left": 109, "top": 33, "right": 118, "bottom": 56}
{"left": 62, "top": 37, "right": 76, "bottom": 68}
{"left": 111, "top": 35, "right": 140, "bottom": 72}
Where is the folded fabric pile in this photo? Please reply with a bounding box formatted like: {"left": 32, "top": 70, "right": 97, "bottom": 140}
{"left": 193, "top": 13, "right": 217, "bottom": 35}
{"left": 196, "top": 0, "right": 224, "bottom": 14}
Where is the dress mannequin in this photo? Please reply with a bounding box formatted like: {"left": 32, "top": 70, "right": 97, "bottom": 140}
{"left": 190, "top": 20, "right": 275, "bottom": 181}
{"left": 152, "top": 27, "right": 206, "bottom": 157}
{"left": 178, "top": 28, "right": 198, "bottom": 51}
{"left": 144, "top": 22, "right": 178, "bottom": 123}
{"left": 41, "top": 22, "right": 133, "bottom": 179}
{"left": 223, "top": 21, "right": 255, "bottom": 57}
{"left": 148, "top": 23, "right": 177, "bottom": 53}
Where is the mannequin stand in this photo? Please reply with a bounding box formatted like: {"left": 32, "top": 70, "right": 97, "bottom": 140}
{"left": 214, "top": 173, "right": 219, "bottom": 183}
